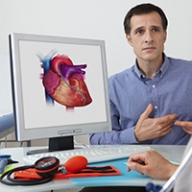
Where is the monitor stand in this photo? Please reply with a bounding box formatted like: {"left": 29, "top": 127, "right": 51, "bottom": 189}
{"left": 27, "top": 135, "right": 74, "bottom": 155}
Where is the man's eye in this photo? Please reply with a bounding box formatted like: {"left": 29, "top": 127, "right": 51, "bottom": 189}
{"left": 136, "top": 30, "right": 143, "bottom": 34}
{"left": 153, "top": 28, "right": 159, "bottom": 32}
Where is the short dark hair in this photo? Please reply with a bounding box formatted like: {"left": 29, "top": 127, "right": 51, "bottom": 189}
{"left": 123, "top": 3, "right": 168, "bottom": 35}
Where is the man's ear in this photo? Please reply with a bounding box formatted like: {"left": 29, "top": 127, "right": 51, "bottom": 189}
{"left": 163, "top": 31, "right": 167, "bottom": 43}
{"left": 126, "top": 34, "right": 133, "bottom": 46}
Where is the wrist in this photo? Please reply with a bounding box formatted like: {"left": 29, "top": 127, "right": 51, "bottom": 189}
{"left": 134, "top": 126, "right": 142, "bottom": 142}
{"left": 166, "top": 163, "right": 178, "bottom": 179}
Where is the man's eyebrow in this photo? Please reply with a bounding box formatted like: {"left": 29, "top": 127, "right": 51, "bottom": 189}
{"left": 151, "top": 25, "right": 162, "bottom": 29}
{"left": 134, "top": 25, "right": 162, "bottom": 32}
{"left": 134, "top": 26, "right": 144, "bottom": 32}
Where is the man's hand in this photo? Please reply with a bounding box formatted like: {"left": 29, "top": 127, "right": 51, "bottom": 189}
{"left": 127, "top": 150, "right": 178, "bottom": 180}
{"left": 174, "top": 120, "right": 192, "bottom": 135}
{"left": 134, "top": 104, "right": 178, "bottom": 142}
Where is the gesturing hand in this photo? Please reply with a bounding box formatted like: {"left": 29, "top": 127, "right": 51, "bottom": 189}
{"left": 134, "top": 104, "right": 178, "bottom": 142}
{"left": 174, "top": 120, "right": 192, "bottom": 135}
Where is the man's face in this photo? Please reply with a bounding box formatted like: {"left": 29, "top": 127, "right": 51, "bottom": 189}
{"left": 126, "top": 11, "right": 167, "bottom": 63}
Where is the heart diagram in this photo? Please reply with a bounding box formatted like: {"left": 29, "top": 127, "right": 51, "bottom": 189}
{"left": 38, "top": 51, "right": 92, "bottom": 109}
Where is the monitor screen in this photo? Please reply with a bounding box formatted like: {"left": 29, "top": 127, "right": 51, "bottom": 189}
{"left": 9, "top": 33, "right": 111, "bottom": 154}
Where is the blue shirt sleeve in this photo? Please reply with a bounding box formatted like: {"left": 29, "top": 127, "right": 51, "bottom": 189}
{"left": 0, "top": 113, "right": 14, "bottom": 132}
{"left": 89, "top": 77, "right": 142, "bottom": 145}
{"left": 89, "top": 126, "right": 138, "bottom": 144}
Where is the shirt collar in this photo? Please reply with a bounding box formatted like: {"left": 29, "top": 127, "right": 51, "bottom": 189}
{"left": 133, "top": 53, "right": 169, "bottom": 79}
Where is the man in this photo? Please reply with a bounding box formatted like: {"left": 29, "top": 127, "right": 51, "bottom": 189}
{"left": 80, "top": 3, "right": 192, "bottom": 192}
{"left": 90, "top": 3, "right": 192, "bottom": 145}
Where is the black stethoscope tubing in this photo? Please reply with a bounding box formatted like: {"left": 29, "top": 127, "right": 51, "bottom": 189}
{"left": 0, "top": 156, "right": 59, "bottom": 186}
{"left": 0, "top": 165, "right": 54, "bottom": 186}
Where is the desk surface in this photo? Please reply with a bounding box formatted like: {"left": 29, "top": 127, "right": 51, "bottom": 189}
{"left": 0, "top": 145, "right": 185, "bottom": 192}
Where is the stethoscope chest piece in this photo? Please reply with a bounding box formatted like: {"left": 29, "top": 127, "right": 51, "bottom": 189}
{"left": 35, "top": 156, "right": 60, "bottom": 178}
{"left": 0, "top": 156, "right": 60, "bottom": 185}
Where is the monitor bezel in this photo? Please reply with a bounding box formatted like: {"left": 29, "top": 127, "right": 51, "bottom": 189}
{"left": 9, "top": 33, "right": 112, "bottom": 143}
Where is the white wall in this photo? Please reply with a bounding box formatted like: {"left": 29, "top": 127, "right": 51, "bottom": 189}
{"left": 1, "top": 0, "right": 192, "bottom": 74}
{"left": 1, "top": 0, "right": 192, "bottom": 145}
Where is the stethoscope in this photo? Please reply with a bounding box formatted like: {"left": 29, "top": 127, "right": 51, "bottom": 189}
{"left": 0, "top": 156, "right": 59, "bottom": 185}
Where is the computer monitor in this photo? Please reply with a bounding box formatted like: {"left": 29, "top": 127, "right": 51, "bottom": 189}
{"left": 9, "top": 33, "right": 111, "bottom": 154}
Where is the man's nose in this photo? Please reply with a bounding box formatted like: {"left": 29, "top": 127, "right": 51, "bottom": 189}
{"left": 145, "top": 31, "right": 153, "bottom": 43}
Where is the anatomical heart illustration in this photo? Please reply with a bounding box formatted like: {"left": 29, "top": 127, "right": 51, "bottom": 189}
{"left": 38, "top": 50, "right": 92, "bottom": 109}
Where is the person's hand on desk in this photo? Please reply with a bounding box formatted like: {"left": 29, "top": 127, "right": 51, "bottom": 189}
{"left": 174, "top": 120, "right": 192, "bottom": 135}
{"left": 127, "top": 150, "right": 178, "bottom": 180}
{"left": 134, "top": 104, "right": 178, "bottom": 142}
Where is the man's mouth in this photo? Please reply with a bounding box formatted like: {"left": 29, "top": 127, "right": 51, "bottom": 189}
{"left": 142, "top": 46, "right": 156, "bottom": 50}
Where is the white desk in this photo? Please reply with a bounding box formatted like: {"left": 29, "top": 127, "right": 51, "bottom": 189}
{"left": 0, "top": 145, "right": 186, "bottom": 192}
